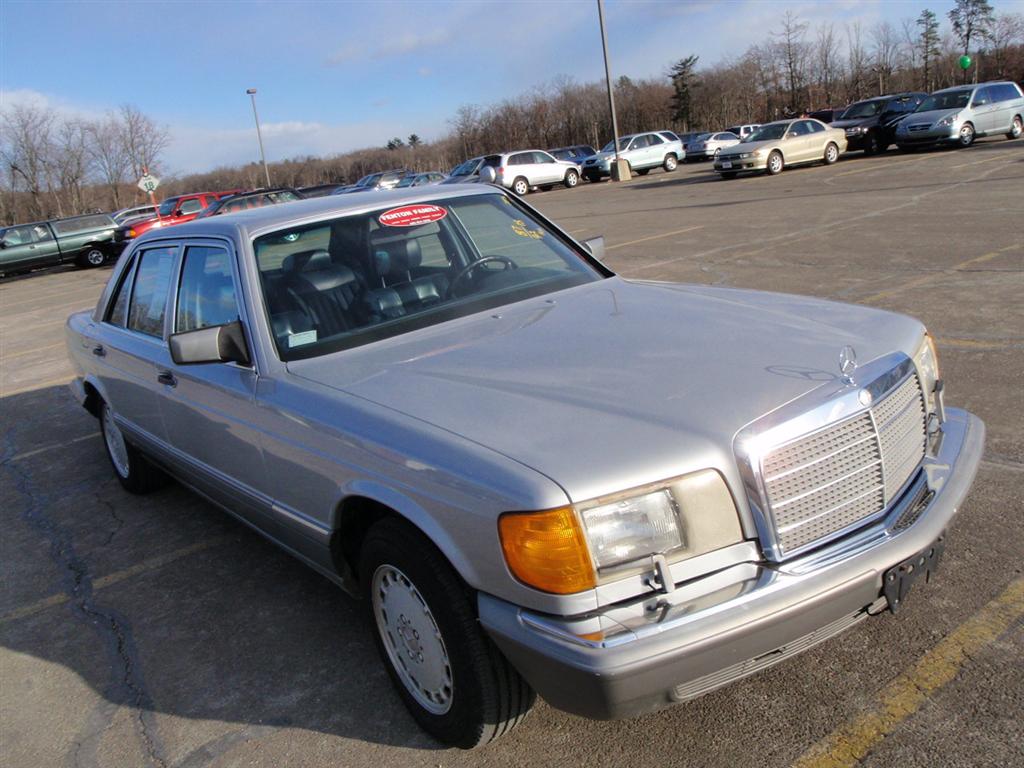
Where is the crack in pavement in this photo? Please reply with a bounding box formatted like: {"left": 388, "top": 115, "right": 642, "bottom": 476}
{"left": 2, "top": 427, "right": 169, "bottom": 768}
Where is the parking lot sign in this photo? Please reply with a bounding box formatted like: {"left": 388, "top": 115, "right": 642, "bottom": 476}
{"left": 137, "top": 174, "right": 160, "bottom": 193}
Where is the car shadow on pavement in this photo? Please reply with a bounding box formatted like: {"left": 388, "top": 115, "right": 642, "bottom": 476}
{"left": 1, "top": 385, "right": 443, "bottom": 760}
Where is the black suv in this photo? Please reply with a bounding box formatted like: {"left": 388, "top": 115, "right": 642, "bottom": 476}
{"left": 832, "top": 92, "right": 928, "bottom": 154}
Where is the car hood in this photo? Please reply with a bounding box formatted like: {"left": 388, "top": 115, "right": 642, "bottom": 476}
{"left": 289, "top": 278, "right": 923, "bottom": 503}
{"left": 719, "top": 139, "right": 779, "bottom": 157}
{"left": 902, "top": 108, "right": 960, "bottom": 126}
{"left": 831, "top": 118, "right": 876, "bottom": 129}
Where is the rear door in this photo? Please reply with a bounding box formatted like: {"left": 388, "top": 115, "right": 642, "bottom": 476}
{"left": 92, "top": 244, "right": 178, "bottom": 450}
{"left": 158, "top": 240, "right": 275, "bottom": 531}
{"left": 533, "top": 151, "right": 562, "bottom": 184}
{"left": 970, "top": 87, "right": 999, "bottom": 133}
{"left": 644, "top": 133, "right": 666, "bottom": 167}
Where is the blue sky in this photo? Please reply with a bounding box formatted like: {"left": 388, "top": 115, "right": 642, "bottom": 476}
{"left": 1, "top": 0, "right": 983, "bottom": 175}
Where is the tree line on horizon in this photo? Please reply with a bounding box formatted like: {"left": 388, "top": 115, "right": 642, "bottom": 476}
{"left": 1, "top": 0, "right": 1021, "bottom": 227}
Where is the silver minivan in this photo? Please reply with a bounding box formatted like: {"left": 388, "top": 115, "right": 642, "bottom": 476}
{"left": 895, "top": 81, "right": 1024, "bottom": 149}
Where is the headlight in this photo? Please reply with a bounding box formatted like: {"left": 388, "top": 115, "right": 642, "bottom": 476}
{"left": 936, "top": 115, "right": 957, "bottom": 128}
{"left": 913, "top": 332, "right": 941, "bottom": 417}
{"left": 499, "top": 470, "right": 743, "bottom": 593}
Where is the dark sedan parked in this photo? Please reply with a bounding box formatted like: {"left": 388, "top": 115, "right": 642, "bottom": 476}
{"left": 831, "top": 93, "right": 927, "bottom": 154}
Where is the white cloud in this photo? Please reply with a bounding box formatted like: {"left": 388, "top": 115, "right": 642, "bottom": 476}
{"left": 324, "top": 28, "right": 451, "bottom": 66}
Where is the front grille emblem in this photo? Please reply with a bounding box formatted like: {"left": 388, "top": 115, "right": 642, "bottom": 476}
{"left": 839, "top": 345, "right": 858, "bottom": 384}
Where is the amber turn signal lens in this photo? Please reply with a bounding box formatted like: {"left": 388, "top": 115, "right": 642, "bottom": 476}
{"left": 498, "top": 507, "right": 596, "bottom": 594}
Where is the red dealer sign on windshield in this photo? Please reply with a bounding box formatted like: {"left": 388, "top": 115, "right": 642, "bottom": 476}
{"left": 378, "top": 204, "right": 448, "bottom": 227}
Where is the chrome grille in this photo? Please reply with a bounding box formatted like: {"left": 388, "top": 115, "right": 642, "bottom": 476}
{"left": 761, "top": 374, "right": 926, "bottom": 556}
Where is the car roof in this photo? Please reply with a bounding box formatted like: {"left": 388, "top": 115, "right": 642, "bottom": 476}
{"left": 133, "top": 184, "right": 501, "bottom": 245}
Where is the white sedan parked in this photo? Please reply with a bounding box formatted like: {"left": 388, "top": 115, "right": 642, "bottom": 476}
{"left": 686, "top": 132, "right": 741, "bottom": 161}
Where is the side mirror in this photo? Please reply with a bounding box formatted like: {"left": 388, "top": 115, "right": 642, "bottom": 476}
{"left": 479, "top": 166, "right": 497, "bottom": 184}
{"left": 582, "top": 235, "right": 606, "bottom": 262}
{"left": 169, "top": 320, "right": 251, "bottom": 366}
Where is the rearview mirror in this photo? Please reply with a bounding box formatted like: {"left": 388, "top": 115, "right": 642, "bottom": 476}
{"left": 479, "top": 166, "right": 497, "bottom": 184}
{"left": 169, "top": 320, "right": 251, "bottom": 366}
{"left": 582, "top": 236, "right": 606, "bottom": 262}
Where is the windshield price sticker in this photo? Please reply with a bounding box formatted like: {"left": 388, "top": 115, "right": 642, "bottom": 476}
{"left": 379, "top": 204, "right": 447, "bottom": 227}
{"left": 511, "top": 219, "right": 544, "bottom": 239}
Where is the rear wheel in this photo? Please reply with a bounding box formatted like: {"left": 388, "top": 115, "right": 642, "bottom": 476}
{"left": 77, "top": 247, "right": 107, "bottom": 268}
{"left": 511, "top": 177, "right": 529, "bottom": 196}
{"left": 823, "top": 142, "right": 840, "bottom": 165}
{"left": 1008, "top": 115, "right": 1022, "bottom": 140}
{"left": 766, "top": 150, "right": 784, "bottom": 175}
{"left": 563, "top": 168, "right": 580, "bottom": 188}
{"left": 99, "top": 402, "right": 167, "bottom": 494}
{"left": 360, "top": 518, "right": 534, "bottom": 748}
{"left": 663, "top": 154, "right": 678, "bottom": 171}
{"left": 957, "top": 123, "right": 975, "bottom": 147}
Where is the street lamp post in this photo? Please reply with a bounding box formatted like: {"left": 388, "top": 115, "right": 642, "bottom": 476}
{"left": 597, "top": 0, "right": 628, "bottom": 181}
{"left": 246, "top": 88, "right": 272, "bottom": 187}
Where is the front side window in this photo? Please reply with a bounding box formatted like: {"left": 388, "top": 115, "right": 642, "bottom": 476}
{"left": 918, "top": 91, "right": 971, "bottom": 111}
{"left": 176, "top": 245, "right": 239, "bottom": 332}
{"left": 178, "top": 199, "right": 203, "bottom": 216}
{"left": 128, "top": 246, "right": 177, "bottom": 337}
{"left": 253, "top": 193, "right": 605, "bottom": 360}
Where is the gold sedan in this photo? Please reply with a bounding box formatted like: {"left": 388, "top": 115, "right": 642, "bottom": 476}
{"left": 713, "top": 118, "right": 847, "bottom": 178}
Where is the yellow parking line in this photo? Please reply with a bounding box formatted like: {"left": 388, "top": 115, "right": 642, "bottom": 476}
{"left": 829, "top": 153, "right": 945, "bottom": 180}
{"left": 859, "top": 243, "right": 1022, "bottom": 304}
{"left": 791, "top": 577, "right": 1024, "bottom": 768}
{"left": 948, "top": 151, "right": 1019, "bottom": 170}
{"left": 0, "top": 538, "right": 229, "bottom": 625}
{"left": 0, "top": 341, "right": 67, "bottom": 360}
{"left": 607, "top": 226, "right": 703, "bottom": 251}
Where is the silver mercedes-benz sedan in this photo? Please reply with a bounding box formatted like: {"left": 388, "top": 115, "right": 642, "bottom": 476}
{"left": 66, "top": 186, "right": 983, "bottom": 748}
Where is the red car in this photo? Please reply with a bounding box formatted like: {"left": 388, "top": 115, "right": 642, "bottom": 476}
{"left": 112, "top": 189, "right": 242, "bottom": 249}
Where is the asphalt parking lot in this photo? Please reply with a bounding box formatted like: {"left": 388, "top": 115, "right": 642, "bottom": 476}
{"left": 2, "top": 140, "right": 1022, "bottom": 768}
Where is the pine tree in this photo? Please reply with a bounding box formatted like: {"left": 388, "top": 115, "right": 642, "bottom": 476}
{"left": 917, "top": 10, "right": 941, "bottom": 91}
{"left": 668, "top": 55, "right": 699, "bottom": 130}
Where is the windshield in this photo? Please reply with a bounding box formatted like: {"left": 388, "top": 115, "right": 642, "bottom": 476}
{"left": 253, "top": 193, "right": 603, "bottom": 360}
{"left": 600, "top": 136, "right": 633, "bottom": 152}
{"left": 841, "top": 100, "right": 884, "bottom": 119}
{"left": 449, "top": 159, "right": 480, "bottom": 177}
{"left": 744, "top": 124, "right": 788, "bottom": 142}
{"left": 917, "top": 91, "right": 971, "bottom": 112}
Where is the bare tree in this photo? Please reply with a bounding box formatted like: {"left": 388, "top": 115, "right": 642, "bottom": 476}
{"left": 118, "top": 104, "right": 169, "bottom": 179}
{"left": 949, "top": 0, "right": 995, "bottom": 81}
{"left": 88, "top": 115, "right": 131, "bottom": 209}
{"left": 846, "top": 22, "right": 870, "bottom": 101}
{"left": 53, "top": 119, "right": 91, "bottom": 216}
{"left": 775, "top": 11, "right": 810, "bottom": 111}
{"left": 986, "top": 12, "right": 1024, "bottom": 79}
{"left": 872, "top": 21, "right": 901, "bottom": 95}
{"left": 0, "top": 104, "right": 55, "bottom": 221}
{"left": 815, "top": 24, "right": 842, "bottom": 107}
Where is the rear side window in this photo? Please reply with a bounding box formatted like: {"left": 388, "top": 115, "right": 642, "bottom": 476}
{"left": 176, "top": 245, "right": 239, "bottom": 332}
{"left": 128, "top": 246, "right": 177, "bottom": 337}
{"left": 648, "top": 134, "right": 664, "bottom": 145}
{"left": 992, "top": 84, "right": 1021, "bottom": 102}
{"left": 106, "top": 258, "right": 138, "bottom": 327}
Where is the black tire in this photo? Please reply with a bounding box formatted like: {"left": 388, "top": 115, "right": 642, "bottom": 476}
{"left": 360, "top": 517, "right": 535, "bottom": 748}
{"left": 823, "top": 142, "right": 840, "bottom": 165}
{"left": 1008, "top": 115, "right": 1023, "bottom": 140}
{"left": 957, "top": 123, "right": 975, "bottom": 147}
{"left": 99, "top": 401, "right": 167, "bottom": 494}
{"left": 511, "top": 177, "right": 529, "bottom": 196}
{"left": 720, "top": 172, "right": 738, "bottom": 180}
{"left": 636, "top": 168, "right": 650, "bottom": 176}
{"left": 663, "top": 153, "right": 678, "bottom": 172}
{"left": 766, "top": 150, "right": 784, "bottom": 175}
{"left": 76, "top": 246, "right": 107, "bottom": 269}
{"left": 563, "top": 168, "right": 580, "bottom": 188}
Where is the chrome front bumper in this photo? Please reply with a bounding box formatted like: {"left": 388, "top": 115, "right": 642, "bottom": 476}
{"left": 479, "top": 408, "right": 984, "bottom": 719}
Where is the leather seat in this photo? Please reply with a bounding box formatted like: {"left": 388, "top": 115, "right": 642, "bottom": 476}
{"left": 281, "top": 249, "right": 362, "bottom": 337}
{"left": 363, "top": 238, "right": 449, "bottom": 323}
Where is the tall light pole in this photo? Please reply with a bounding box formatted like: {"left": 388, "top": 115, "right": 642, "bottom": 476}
{"left": 246, "top": 88, "right": 271, "bottom": 187}
{"left": 597, "top": 0, "right": 627, "bottom": 181}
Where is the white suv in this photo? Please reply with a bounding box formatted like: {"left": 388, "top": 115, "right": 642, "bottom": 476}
{"left": 581, "top": 131, "right": 684, "bottom": 180}
{"left": 493, "top": 150, "right": 581, "bottom": 195}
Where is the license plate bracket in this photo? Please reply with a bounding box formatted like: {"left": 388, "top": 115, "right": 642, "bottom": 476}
{"left": 883, "top": 535, "right": 945, "bottom": 613}
{"left": 721, "top": 161, "right": 733, "bottom": 169}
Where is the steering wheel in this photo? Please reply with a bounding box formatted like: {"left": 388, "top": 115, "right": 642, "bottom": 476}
{"left": 446, "top": 256, "right": 517, "bottom": 298}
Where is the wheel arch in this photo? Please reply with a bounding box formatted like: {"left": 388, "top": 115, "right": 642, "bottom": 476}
{"left": 81, "top": 374, "right": 107, "bottom": 417}
{"left": 330, "top": 482, "right": 475, "bottom": 593}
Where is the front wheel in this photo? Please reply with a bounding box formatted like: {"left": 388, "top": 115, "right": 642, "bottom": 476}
{"left": 663, "top": 154, "right": 678, "bottom": 172}
{"left": 100, "top": 402, "right": 167, "bottom": 494}
{"left": 360, "top": 518, "right": 535, "bottom": 748}
{"left": 511, "top": 177, "right": 529, "bottom": 196}
{"left": 766, "top": 150, "right": 784, "bottom": 175}
{"left": 957, "top": 123, "right": 975, "bottom": 147}
{"left": 563, "top": 169, "right": 580, "bottom": 188}
{"left": 1008, "top": 115, "right": 1022, "bottom": 140}
{"left": 823, "top": 142, "right": 840, "bottom": 165}
{"left": 77, "top": 247, "right": 107, "bottom": 268}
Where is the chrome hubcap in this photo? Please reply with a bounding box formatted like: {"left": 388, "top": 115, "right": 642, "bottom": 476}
{"left": 567, "top": 173, "right": 577, "bottom": 186}
{"left": 1013, "top": 119, "right": 1022, "bottom": 137}
{"left": 102, "top": 406, "right": 130, "bottom": 478}
{"left": 770, "top": 155, "right": 781, "bottom": 172}
{"left": 827, "top": 146, "right": 837, "bottom": 161}
{"left": 666, "top": 156, "right": 677, "bottom": 169}
{"left": 961, "top": 126, "right": 972, "bottom": 143}
{"left": 87, "top": 250, "right": 104, "bottom": 265}
{"left": 372, "top": 565, "right": 453, "bottom": 714}
{"left": 515, "top": 181, "right": 527, "bottom": 194}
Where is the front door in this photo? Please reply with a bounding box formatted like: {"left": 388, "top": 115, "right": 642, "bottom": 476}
{"left": 0, "top": 224, "right": 59, "bottom": 271}
{"left": 159, "top": 241, "right": 274, "bottom": 530}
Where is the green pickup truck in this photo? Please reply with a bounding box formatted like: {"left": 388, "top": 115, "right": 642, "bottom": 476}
{"left": 0, "top": 214, "right": 117, "bottom": 276}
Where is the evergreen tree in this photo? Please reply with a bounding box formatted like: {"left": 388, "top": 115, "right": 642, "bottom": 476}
{"left": 668, "top": 55, "right": 699, "bottom": 130}
{"left": 917, "top": 9, "right": 941, "bottom": 91}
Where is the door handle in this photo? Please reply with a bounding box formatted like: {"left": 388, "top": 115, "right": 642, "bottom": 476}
{"left": 157, "top": 370, "right": 177, "bottom": 387}
{"left": 92, "top": 345, "right": 106, "bottom": 357}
